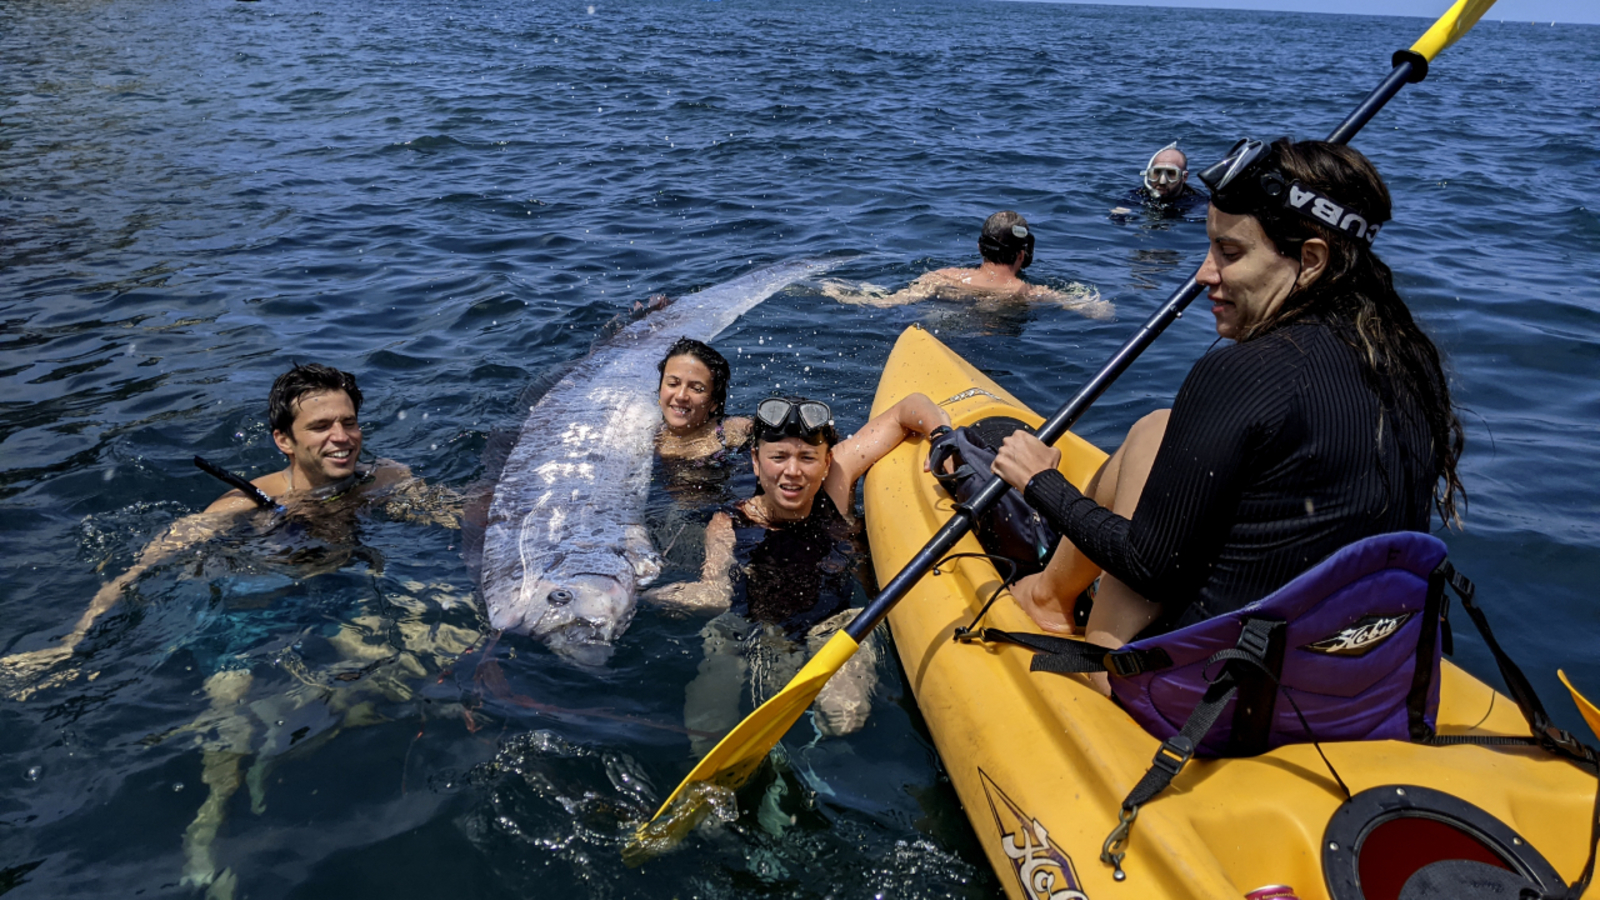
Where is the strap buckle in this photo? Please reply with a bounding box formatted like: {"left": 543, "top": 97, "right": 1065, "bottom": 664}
{"left": 1151, "top": 735, "right": 1195, "bottom": 778}
{"left": 1105, "top": 650, "right": 1143, "bottom": 678}
{"left": 1236, "top": 618, "right": 1273, "bottom": 661}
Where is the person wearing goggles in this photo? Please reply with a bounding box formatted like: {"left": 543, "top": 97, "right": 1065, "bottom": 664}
{"left": 648, "top": 392, "right": 949, "bottom": 745}
{"left": 992, "top": 138, "right": 1464, "bottom": 693}
{"left": 1112, "top": 142, "right": 1205, "bottom": 220}
{"left": 821, "top": 211, "right": 1111, "bottom": 317}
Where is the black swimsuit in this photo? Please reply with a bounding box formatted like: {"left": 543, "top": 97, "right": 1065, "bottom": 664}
{"left": 725, "top": 491, "right": 861, "bottom": 639}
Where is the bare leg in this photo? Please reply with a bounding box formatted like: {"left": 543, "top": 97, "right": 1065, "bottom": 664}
{"left": 1010, "top": 410, "right": 1169, "bottom": 643}
{"left": 1079, "top": 410, "right": 1169, "bottom": 695}
{"left": 182, "top": 670, "right": 254, "bottom": 897}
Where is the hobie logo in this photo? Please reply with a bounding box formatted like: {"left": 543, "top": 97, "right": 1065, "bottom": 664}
{"left": 979, "top": 769, "right": 1090, "bottom": 900}
{"left": 1286, "top": 182, "right": 1379, "bottom": 243}
{"left": 1305, "top": 613, "right": 1413, "bottom": 656}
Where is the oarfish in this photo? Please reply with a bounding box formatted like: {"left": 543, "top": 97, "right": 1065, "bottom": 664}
{"left": 478, "top": 258, "right": 835, "bottom": 665}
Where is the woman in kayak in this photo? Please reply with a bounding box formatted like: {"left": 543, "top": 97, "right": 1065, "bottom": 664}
{"left": 650, "top": 393, "right": 950, "bottom": 749}
{"left": 655, "top": 337, "right": 752, "bottom": 466}
{"left": 991, "top": 138, "right": 1465, "bottom": 690}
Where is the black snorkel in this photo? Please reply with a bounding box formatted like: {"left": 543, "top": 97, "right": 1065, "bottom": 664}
{"left": 193, "top": 455, "right": 282, "bottom": 512}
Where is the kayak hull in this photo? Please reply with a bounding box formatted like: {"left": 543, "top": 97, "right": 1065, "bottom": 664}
{"left": 864, "top": 324, "right": 1594, "bottom": 899}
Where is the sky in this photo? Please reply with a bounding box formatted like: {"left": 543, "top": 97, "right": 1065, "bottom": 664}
{"left": 1038, "top": 0, "right": 1600, "bottom": 25}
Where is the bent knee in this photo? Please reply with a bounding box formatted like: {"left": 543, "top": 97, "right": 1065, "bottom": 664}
{"left": 1129, "top": 409, "right": 1171, "bottom": 441}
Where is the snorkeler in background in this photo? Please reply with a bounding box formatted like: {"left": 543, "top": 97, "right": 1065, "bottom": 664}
{"left": 822, "top": 211, "right": 1111, "bottom": 317}
{"left": 1111, "top": 142, "right": 1207, "bottom": 220}
{"left": 1, "top": 362, "right": 462, "bottom": 898}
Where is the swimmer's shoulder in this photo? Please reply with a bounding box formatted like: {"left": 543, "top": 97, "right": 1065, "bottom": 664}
{"left": 203, "top": 469, "right": 288, "bottom": 514}
{"left": 365, "top": 458, "right": 413, "bottom": 490}
{"left": 722, "top": 416, "right": 753, "bottom": 449}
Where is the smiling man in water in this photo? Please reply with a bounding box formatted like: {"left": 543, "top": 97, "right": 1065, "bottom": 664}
{"left": 3, "top": 362, "right": 458, "bottom": 897}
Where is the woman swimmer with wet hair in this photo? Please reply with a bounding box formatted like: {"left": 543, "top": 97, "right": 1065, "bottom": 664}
{"left": 992, "top": 138, "right": 1464, "bottom": 693}
{"left": 649, "top": 392, "right": 950, "bottom": 744}
{"left": 655, "top": 337, "right": 753, "bottom": 464}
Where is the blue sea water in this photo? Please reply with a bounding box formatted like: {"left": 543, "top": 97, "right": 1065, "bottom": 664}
{"left": 2, "top": 0, "right": 1598, "bottom": 896}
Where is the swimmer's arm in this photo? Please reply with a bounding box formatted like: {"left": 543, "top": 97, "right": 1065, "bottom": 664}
{"left": 644, "top": 513, "right": 735, "bottom": 613}
{"left": 1025, "top": 283, "right": 1115, "bottom": 320}
{"left": 374, "top": 460, "right": 463, "bottom": 529}
{"left": 722, "top": 416, "right": 754, "bottom": 449}
{"left": 822, "top": 274, "right": 942, "bottom": 308}
{"left": 4, "top": 505, "right": 242, "bottom": 668}
{"left": 825, "top": 392, "right": 952, "bottom": 510}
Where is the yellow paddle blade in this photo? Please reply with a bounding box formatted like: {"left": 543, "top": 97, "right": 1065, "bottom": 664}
{"left": 1558, "top": 669, "right": 1600, "bottom": 744}
{"left": 632, "top": 629, "right": 861, "bottom": 844}
{"left": 1409, "top": 0, "right": 1499, "bottom": 62}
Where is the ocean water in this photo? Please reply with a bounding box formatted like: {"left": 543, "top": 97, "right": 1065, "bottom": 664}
{"left": 2, "top": 0, "right": 1597, "bottom": 896}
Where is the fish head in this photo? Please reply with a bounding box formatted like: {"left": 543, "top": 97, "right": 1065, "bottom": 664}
{"left": 507, "top": 569, "right": 636, "bottom": 666}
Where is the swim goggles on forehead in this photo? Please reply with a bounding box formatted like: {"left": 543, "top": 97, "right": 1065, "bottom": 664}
{"left": 1199, "top": 138, "right": 1385, "bottom": 245}
{"left": 977, "top": 224, "right": 1035, "bottom": 269}
{"left": 755, "top": 398, "right": 833, "bottom": 439}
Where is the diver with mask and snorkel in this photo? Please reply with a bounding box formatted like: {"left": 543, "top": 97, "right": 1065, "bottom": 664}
{"left": 1112, "top": 142, "right": 1207, "bottom": 221}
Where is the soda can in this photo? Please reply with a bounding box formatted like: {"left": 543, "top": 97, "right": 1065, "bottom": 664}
{"left": 1245, "top": 887, "right": 1300, "bottom": 900}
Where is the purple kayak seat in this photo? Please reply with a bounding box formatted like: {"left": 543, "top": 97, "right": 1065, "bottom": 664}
{"left": 1110, "top": 530, "right": 1447, "bottom": 758}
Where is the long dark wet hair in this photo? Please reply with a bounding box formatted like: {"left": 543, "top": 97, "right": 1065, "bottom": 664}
{"left": 656, "top": 337, "right": 731, "bottom": 420}
{"left": 1245, "top": 139, "right": 1465, "bottom": 527}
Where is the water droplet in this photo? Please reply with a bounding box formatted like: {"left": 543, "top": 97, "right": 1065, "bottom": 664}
{"left": 103, "top": 467, "right": 116, "bottom": 482}
{"left": 397, "top": 410, "right": 408, "bottom": 420}
{"left": 173, "top": 781, "right": 185, "bottom": 792}
{"left": 24, "top": 765, "right": 41, "bottom": 782}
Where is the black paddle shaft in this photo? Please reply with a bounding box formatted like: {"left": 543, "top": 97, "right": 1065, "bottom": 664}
{"left": 845, "top": 53, "right": 1430, "bottom": 646}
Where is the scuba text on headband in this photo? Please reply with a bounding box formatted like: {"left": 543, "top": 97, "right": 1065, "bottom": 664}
{"left": 1199, "top": 138, "right": 1385, "bottom": 246}
{"left": 755, "top": 398, "right": 834, "bottom": 443}
{"left": 978, "top": 223, "right": 1035, "bottom": 269}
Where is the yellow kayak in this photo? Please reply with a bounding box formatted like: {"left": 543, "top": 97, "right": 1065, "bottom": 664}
{"left": 863, "top": 324, "right": 1596, "bottom": 900}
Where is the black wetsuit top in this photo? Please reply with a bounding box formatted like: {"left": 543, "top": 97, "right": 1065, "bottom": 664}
{"left": 727, "top": 491, "right": 860, "bottom": 638}
{"left": 1023, "top": 317, "right": 1437, "bottom": 631}
{"left": 1123, "top": 184, "right": 1207, "bottom": 218}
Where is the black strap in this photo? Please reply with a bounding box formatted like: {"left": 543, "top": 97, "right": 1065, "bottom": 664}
{"left": 978, "top": 628, "right": 1174, "bottom": 677}
{"left": 1405, "top": 560, "right": 1449, "bottom": 740}
{"left": 1432, "top": 561, "right": 1600, "bottom": 899}
{"left": 1100, "top": 618, "right": 1279, "bottom": 880}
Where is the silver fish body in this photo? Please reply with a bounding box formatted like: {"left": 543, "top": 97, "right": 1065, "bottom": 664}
{"left": 479, "top": 259, "right": 834, "bottom": 665}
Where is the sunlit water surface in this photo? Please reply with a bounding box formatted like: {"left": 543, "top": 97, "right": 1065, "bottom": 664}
{"left": 2, "top": 0, "right": 1597, "bottom": 896}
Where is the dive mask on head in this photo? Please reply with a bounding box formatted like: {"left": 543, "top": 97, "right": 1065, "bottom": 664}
{"left": 755, "top": 398, "right": 834, "bottom": 443}
{"left": 977, "top": 224, "right": 1035, "bottom": 269}
{"left": 1200, "top": 138, "right": 1385, "bottom": 245}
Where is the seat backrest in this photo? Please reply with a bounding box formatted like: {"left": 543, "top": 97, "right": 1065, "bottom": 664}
{"left": 1111, "top": 531, "right": 1448, "bottom": 757}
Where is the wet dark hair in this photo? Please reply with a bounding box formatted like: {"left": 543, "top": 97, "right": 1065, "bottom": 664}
{"left": 753, "top": 396, "right": 839, "bottom": 449}
{"left": 978, "top": 211, "right": 1034, "bottom": 268}
{"left": 1246, "top": 138, "right": 1465, "bottom": 526}
{"left": 657, "top": 337, "right": 731, "bottom": 419}
{"left": 268, "top": 363, "right": 363, "bottom": 434}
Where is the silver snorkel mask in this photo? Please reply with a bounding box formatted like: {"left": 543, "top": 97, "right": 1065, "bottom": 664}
{"left": 1142, "top": 142, "right": 1188, "bottom": 196}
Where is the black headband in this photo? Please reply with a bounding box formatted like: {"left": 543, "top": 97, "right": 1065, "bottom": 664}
{"left": 1200, "top": 139, "right": 1385, "bottom": 246}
